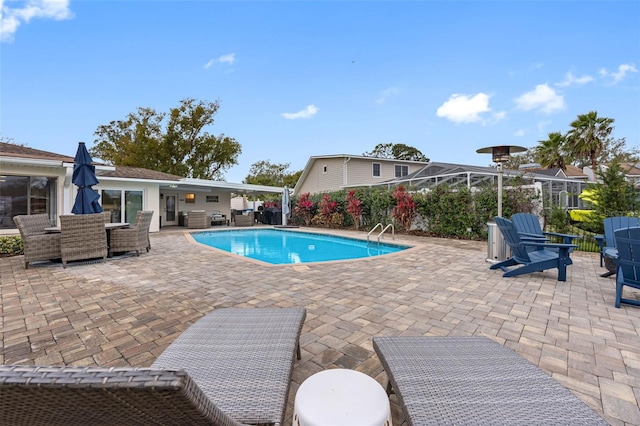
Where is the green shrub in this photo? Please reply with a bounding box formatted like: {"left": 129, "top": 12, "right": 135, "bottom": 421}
{"left": 0, "top": 235, "right": 23, "bottom": 256}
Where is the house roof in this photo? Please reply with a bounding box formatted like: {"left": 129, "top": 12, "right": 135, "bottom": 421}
{"left": 0, "top": 142, "right": 74, "bottom": 162}
{"left": 1, "top": 142, "right": 283, "bottom": 194}
{"left": 620, "top": 162, "right": 640, "bottom": 176}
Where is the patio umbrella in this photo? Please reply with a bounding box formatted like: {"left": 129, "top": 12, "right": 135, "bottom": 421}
{"left": 281, "top": 185, "right": 290, "bottom": 226}
{"left": 71, "top": 142, "right": 103, "bottom": 214}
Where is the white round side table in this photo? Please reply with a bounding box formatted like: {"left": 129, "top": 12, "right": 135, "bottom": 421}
{"left": 293, "top": 368, "right": 392, "bottom": 426}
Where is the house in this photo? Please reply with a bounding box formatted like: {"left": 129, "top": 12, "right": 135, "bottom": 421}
{"left": 293, "top": 154, "right": 429, "bottom": 196}
{"left": 0, "top": 142, "right": 283, "bottom": 234}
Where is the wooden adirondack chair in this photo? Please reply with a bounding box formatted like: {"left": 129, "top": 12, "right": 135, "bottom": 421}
{"left": 511, "top": 212, "right": 580, "bottom": 245}
{"left": 594, "top": 216, "right": 640, "bottom": 273}
{"left": 491, "top": 217, "right": 577, "bottom": 282}
{"left": 613, "top": 226, "right": 640, "bottom": 308}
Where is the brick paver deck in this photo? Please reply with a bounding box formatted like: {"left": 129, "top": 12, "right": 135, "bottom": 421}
{"left": 1, "top": 226, "right": 639, "bottom": 425}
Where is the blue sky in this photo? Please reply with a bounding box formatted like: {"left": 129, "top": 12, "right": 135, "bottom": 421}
{"left": 2, "top": 0, "right": 639, "bottom": 183}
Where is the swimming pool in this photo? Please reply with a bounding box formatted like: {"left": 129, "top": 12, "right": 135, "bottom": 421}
{"left": 191, "top": 229, "right": 410, "bottom": 265}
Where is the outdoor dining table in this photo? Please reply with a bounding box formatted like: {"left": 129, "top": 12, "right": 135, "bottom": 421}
{"left": 44, "top": 222, "right": 130, "bottom": 233}
{"left": 45, "top": 223, "right": 130, "bottom": 257}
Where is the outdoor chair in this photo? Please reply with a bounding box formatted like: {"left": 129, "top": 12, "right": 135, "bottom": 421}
{"left": 235, "top": 212, "right": 254, "bottom": 227}
{"left": 188, "top": 210, "right": 210, "bottom": 229}
{"left": 613, "top": 226, "right": 640, "bottom": 308}
{"left": 373, "top": 336, "right": 607, "bottom": 425}
{"left": 511, "top": 212, "right": 580, "bottom": 247}
{"left": 12, "top": 214, "right": 61, "bottom": 269}
{"left": 0, "top": 307, "right": 306, "bottom": 426}
{"left": 491, "top": 216, "right": 577, "bottom": 281}
{"left": 60, "top": 213, "right": 108, "bottom": 268}
{"left": 594, "top": 216, "right": 640, "bottom": 276}
{"left": 102, "top": 210, "right": 112, "bottom": 223}
{"left": 109, "top": 210, "right": 153, "bottom": 256}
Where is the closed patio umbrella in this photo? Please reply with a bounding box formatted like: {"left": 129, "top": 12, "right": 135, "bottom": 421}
{"left": 71, "top": 142, "right": 103, "bottom": 214}
{"left": 282, "top": 185, "right": 290, "bottom": 226}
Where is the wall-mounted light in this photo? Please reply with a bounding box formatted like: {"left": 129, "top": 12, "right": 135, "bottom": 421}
{"left": 169, "top": 184, "right": 178, "bottom": 189}
{"left": 160, "top": 193, "right": 164, "bottom": 199}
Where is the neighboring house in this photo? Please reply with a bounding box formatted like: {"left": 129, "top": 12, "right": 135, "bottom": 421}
{"left": 519, "top": 164, "right": 588, "bottom": 180}
{"left": 293, "top": 154, "right": 429, "bottom": 196}
{"left": 583, "top": 162, "right": 640, "bottom": 184}
{"left": 0, "top": 142, "right": 282, "bottom": 234}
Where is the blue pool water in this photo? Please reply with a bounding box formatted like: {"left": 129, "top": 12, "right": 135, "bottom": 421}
{"left": 191, "top": 229, "right": 409, "bottom": 265}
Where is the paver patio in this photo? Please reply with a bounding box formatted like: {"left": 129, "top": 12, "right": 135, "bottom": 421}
{"left": 1, "top": 226, "right": 639, "bottom": 425}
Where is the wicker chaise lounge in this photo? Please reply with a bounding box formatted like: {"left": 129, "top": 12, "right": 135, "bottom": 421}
{"left": 373, "top": 336, "right": 607, "bottom": 425}
{"left": 13, "top": 214, "right": 61, "bottom": 269}
{"left": 0, "top": 307, "right": 306, "bottom": 426}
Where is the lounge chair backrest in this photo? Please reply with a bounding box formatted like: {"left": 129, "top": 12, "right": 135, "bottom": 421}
{"left": 494, "top": 217, "right": 532, "bottom": 264}
{"left": 614, "top": 226, "right": 640, "bottom": 308}
{"left": 0, "top": 366, "right": 242, "bottom": 426}
{"left": 511, "top": 212, "right": 543, "bottom": 235}
{"left": 604, "top": 216, "right": 640, "bottom": 249}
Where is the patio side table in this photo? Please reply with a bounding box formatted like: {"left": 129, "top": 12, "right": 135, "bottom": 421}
{"left": 293, "top": 368, "right": 392, "bottom": 426}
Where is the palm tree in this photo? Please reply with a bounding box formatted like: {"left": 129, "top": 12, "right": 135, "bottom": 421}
{"left": 566, "top": 111, "right": 615, "bottom": 170}
{"left": 535, "top": 132, "right": 568, "bottom": 169}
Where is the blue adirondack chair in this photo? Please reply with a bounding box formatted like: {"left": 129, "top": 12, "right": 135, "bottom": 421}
{"left": 491, "top": 217, "right": 578, "bottom": 282}
{"left": 613, "top": 226, "right": 640, "bottom": 308}
{"left": 594, "top": 216, "right": 640, "bottom": 275}
{"left": 511, "top": 213, "right": 580, "bottom": 246}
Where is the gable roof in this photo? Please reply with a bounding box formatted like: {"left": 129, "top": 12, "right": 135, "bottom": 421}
{"left": 0, "top": 142, "right": 74, "bottom": 162}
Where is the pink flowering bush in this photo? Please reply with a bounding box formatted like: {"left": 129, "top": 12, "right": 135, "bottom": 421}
{"left": 346, "top": 190, "right": 362, "bottom": 230}
{"left": 293, "top": 192, "right": 315, "bottom": 225}
{"left": 392, "top": 186, "right": 416, "bottom": 231}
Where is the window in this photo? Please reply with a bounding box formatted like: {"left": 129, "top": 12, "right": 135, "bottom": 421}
{"left": 100, "top": 189, "right": 144, "bottom": 223}
{"left": 322, "top": 165, "right": 328, "bottom": 174}
{"left": 372, "top": 163, "right": 381, "bottom": 177}
{"left": 185, "top": 193, "right": 195, "bottom": 203}
{"left": 395, "top": 165, "right": 409, "bottom": 178}
{"left": 0, "top": 175, "right": 57, "bottom": 229}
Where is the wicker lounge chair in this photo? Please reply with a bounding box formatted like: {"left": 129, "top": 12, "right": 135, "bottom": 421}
{"left": 60, "top": 213, "right": 108, "bottom": 268}
{"left": 373, "top": 336, "right": 607, "bottom": 425}
{"left": 109, "top": 210, "right": 153, "bottom": 256}
{"left": 13, "top": 214, "right": 61, "bottom": 269}
{"left": 0, "top": 307, "right": 306, "bottom": 426}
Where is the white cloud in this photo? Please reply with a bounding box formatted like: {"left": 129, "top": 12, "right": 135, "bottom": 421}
{"left": 1, "top": 0, "right": 73, "bottom": 43}
{"left": 514, "top": 84, "right": 565, "bottom": 113}
{"left": 436, "top": 93, "right": 493, "bottom": 124}
{"left": 600, "top": 63, "right": 638, "bottom": 83}
{"left": 556, "top": 71, "right": 594, "bottom": 87}
{"left": 204, "top": 53, "right": 236, "bottom": 69}
{"left": 281, "top": 104, "right": 318, "bottom": 120}
{"left": 514, "top": 129, "right": 526, "bottom": 137}
{"left": 375, "top": 86, "right": 400, "bottom": 104}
